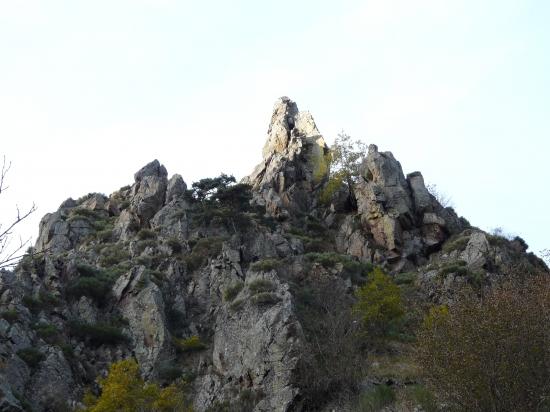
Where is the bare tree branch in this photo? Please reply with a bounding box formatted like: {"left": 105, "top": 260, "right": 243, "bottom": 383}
{"left": 0, "top": 156, "right": 37, "bottom": 268}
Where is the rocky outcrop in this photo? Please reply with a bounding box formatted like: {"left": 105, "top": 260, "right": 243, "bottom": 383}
{"left": 0, "top": 97, "right": 547, "bottom": 412}
{"left": 243, "top": 97, "right": 330, "bottom": 218}
{"left": 349, "top": 144, "right": 466, "bottom": 269}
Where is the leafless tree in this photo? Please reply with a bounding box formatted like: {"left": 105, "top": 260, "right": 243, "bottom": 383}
{"left": 426, "top": 183, "right": 453, "bottom": 208}
{"left": 0, "top": 156, "right": 36, "bottom": 269}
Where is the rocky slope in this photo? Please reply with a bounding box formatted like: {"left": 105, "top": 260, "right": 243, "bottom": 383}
{"left": 0, "top": 97, "right": 547, "bottom": 411}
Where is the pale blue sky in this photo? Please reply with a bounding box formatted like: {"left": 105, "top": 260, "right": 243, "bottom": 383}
{"left": 1, "top": 0, "right": 549, "bottom": 257}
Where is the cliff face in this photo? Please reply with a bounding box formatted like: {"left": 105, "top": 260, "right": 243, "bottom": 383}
{"left": 0, "top": 98, "right": 547, "bottom": 412}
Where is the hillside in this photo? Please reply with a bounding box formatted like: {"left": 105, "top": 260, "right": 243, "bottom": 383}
{"left": 0, "top": 97, "right": 548, "bottom": 412}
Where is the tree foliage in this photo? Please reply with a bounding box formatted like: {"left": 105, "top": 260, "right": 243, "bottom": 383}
{"left": 320, "top": 133, "right": 367, "bottom": 206}
{"left": 329, "top": 132, "right": 368, "bottom": 186}
{"left": 189, "top": 174, "right": 253, "bottom": 232}
{"left": 416, "top": 276, "right": 550, "bottom": 411}
{"left": 353, "top": 268, "right": 404, "bottom": 338}
{"left": 83, "top": 359, "right": 191, "bottom": 412}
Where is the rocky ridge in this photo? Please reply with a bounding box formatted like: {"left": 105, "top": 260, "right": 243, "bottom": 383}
{"left": 0, "top": 97, "right": 547, "bottom": 411}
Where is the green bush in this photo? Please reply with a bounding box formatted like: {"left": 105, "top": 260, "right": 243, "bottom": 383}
{"left": 250, "top": 259, "right": 281, "bottom": 272}
{"left": 248, "top": 279, "right": 276, "bottom": 295}
{"left": 17, "top": 348, "right": 45, "bottom": 368}
{"left": 165, "top": 237, "right": 183, "bottom": 254}
{"left": 319, "top": 172, "right": 345, "bottom": 206}
{"left": 229, "top": 298, "right": 245, "bottom": 312}
{"left": 95, "top": 228, "right": 113, "bottom": 242}
{"left": 439, "top": 261, "right": 468, "bottom": 276}
{"left": 394, "top": 272, "right": 417, "bottom": 285}
{"left": 223, "top": 282, "right": 244, "bottom": 302}
{"left": 99, "top": 244, "right": 131, "bottom": 267}
{"left": 251, "top": 292, "right": 280, "bottom": 306}
{"left": 66, "top": 274, "right": 113, "bottom": 305}
{"left": 355, "top": 385, "right": 395, "bottom": 411}
{"left": 33, "top": 323, "right": 59, "bottom": 343}
{"left": 173, "top": 335, "right": 206, "bottom": 353}
{"left": 354, "top": 268, "right": 404, "bottom": 338}
{"left": 22, "top": 295, "right": 45, "bottom": 314}
{"left": 137, "top": 228, "right": 157, "bottom": 240}
{"left": 135, "top": 239, "right": 157, "bottom": 254}
{"left": 442, "top": 235, "right": 470, "bottom": 254}
{"left": 1, "top": 309, "right": 19, "bottom": 323}
{"left": 68, "top": 321, "right": 128, "bottom": 346}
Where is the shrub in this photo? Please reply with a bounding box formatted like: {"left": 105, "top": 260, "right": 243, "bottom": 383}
{"left": 136, "top": 239, "right": 157, "bottom": 254}
{"left": 95, "top": 228, "right": 113, "bottom": 242}
{"left": 82, "top": 359, "right": 190, "bottom": 412}
{"left": 66, "top": 274, "right": 113, "bottom": 305}
{"left": 223, "top": 282, "right": 244, "bottom": 302}
{"left": 355, "top": 385, "right": 395, "bottom": 411}
{"left": 165, "top": 237, "right": 183, "bottom": 254}
{"left": 33, "top": 323, "right": 59, "bottom": 343}
{"left": 394, "top": 272, "right": 417, "bottom": 285}
{"left": 416, "top": 276, "right": 550, "bottom": 411}
{"left": 173, "top": 335, "right": 206, "bottom": 353}
{"left": 229, "top": 298, "right": 245, "bottom": 312}
{"left": 0, "top": 309, "right": 18, "bottom": 323}
{"left": 68, "top": 321, "right": 128, "bottom": 347}
{"left": 249, "top": 259, "right": 280, "bottom": 272}
{"left": 354, "top": 268, "right": 404, "bottom": 338}
{"left": 439, "top": 261, "right": 468, "bottom": 276}
{"left": 99, "top": 244, "right": 130, "bottom": 267}
{"left": 294, "top": 277, "right": 364, "bottom": 409}
{"left": 442, "top": 235, "right": 470, "bottom": 254}
{"left": 137, "top": 228, "right": 157, "bottom": 240}
{"left": 17, "top": 348, "right": 45, "bottom": 368}
{"left": 248, "top": 279, "right": 276, "bottom": 295}
{"left": 251, "top": 292, "right": 280, "bottom": 306}
{"left": 319, "top": 172, "right": 344, "bottom": 206}
{"left": 22, "top": 295, "right": 44, "bottom": 314}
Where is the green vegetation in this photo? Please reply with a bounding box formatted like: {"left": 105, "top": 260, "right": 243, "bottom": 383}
{"left": 22, "top": 295, "right": 46, "bottom": 314}
{"left": 183, "top": 236, "right": 225, "bottom": 272}
{"left": 354, "top": 268, "right": 404, "bottom": 338}
{"left": 99, "top": 243, "right": 131, "bottom": 267}
{"left": 137, "top": 228, "right": 157, "bottom": 240}
{"left": 223, "top": 282, "right": 244, "bottom": 302}
{"left": 416, "top": 276, "right": 550, "bottom": 411}
{"left": 442, "top": 234, "right": 470, "bottom": 253}
{"left": 250, "top": 292, "right": 280, "bottom": 305}
{"left": 173, "top": 335, "right": 206, "bottom": 353}
{"left": 0, "top": 309, "right": 18, "bottom": 323}
{"left": 165, "top": 237, "right": 183, "bottom": 254}
{"left": 305, "top": 252, "right": 373, "bottom": 284}
{"left": 68, "top": 321, "right": 128, "bottom": 347}
{"left": 33, "top": 323, "right": 59, "bottom": 343}
{"left": 66, "top": 265, "right": 116, "bottom": 305}
{"left": 82, "top": 359, "right": 190, "bottom": 412}
{"left": 17, "top": 348, "right": 45, "bottom": 368}
{"left": 354, "top": 385, "right": 395, "bottom": 412}
{"left": 189, "top": 174, "right": 253, "bottom": 233}
{"left": 247, "top": 279, "right": 276, "bottom": 295}
{"left": 229, "top": 298, "right": 245, "bottom": 312}
{"left": 249, "top": 258, "right": 281, "bottom": 272}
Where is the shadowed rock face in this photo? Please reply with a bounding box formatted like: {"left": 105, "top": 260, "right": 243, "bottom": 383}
{"left": 0, "top": 97, "right": 546, "bottom": 412}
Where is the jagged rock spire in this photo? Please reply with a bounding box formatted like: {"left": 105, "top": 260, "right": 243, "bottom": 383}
{"left": 244, "top": 97, "right": 330, "bottom": 217}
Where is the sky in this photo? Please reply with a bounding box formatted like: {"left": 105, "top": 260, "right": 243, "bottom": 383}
{"left": 0, "top": 0, "right": 549, "bottom": 260}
